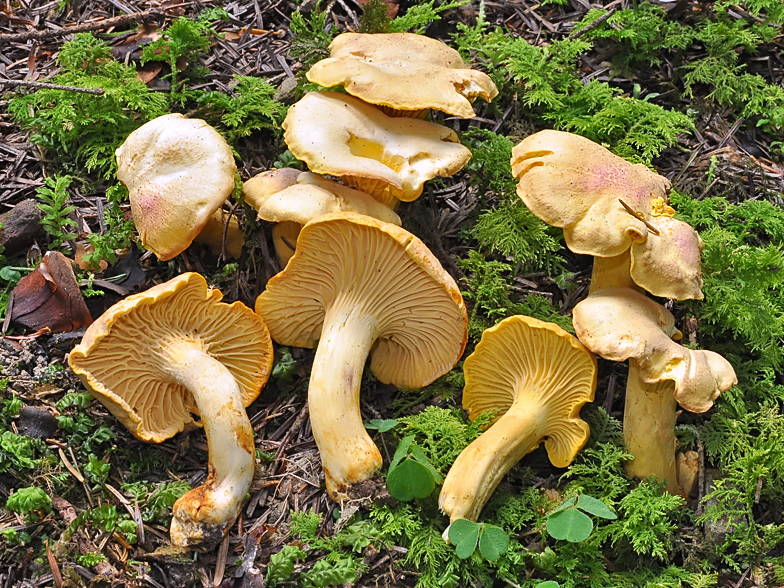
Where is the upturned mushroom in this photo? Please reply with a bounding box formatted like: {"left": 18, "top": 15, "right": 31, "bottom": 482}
{"left": 511, "top": 129, "right": 703, "bottom": 300}
{"left": 439, "top": 315, "right": 596, "bottom": 523}
{"left": 282, "top": 92, "right": 472, "bottom": 204}
{"left": 243, "top": 170, "right": 401, "bottom": 267}
{"left": 255, "top": 212, "right": 467, "bottom": 501}
{"left": 115, "top": 113, "right": 237, "bottom": 261}
{"left": 572, "top": 287, "right": 737, "bottom": 495}
{"left": 69, "top": 272, "right": 273, "bottom": 549}
{"left": 306, "top": 32, "right": 498, "bottom": 119}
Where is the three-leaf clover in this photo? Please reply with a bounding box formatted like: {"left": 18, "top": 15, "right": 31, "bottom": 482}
{"left": 546, "top": 494, "right": 617, "bottom": 542}
{"left": 447, "top": 519, "right": 509, "bottom": 561}
{"left": 385, "top": 435, "right": 441, "bottom": 501}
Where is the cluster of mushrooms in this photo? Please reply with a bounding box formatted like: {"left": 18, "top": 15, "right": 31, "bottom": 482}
{"left": 65, "top": 31, "right": 737, "bottom": 552}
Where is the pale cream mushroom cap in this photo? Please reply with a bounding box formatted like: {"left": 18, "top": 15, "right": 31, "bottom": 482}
{"left": 69, "top": 272, "right": 273, "bottom": 442}
{"left": 572, "top": 287, "right": 736, "bottom": 413}
{"left": 116, "top": 113, "right": 237, "bottom": 261}
{"left": 282, "top": 92, "right": 471, "bottom": 202}
{"left": 306, "top": 32, "right": 498, "bottom": 119}
{"left": 245, "top": 171, "right": 401, "bottom": 226}
{"left": 511, "top": 130, "right": 671, "bottom": 258}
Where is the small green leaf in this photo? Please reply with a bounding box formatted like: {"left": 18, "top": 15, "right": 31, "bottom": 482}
{"left": 448, "top": 519, "right": 480, "bottom": 559}
{"left": 0, "top": 267, "right": 21, "bottom": 283}
{"left": 389, "top": 435, "right": 415, "bottom": 469}
{"left": 386, "top": 457, "right": 435, "bottom": 501}
{"left": 478, "top": 524, "right": 509, "bottom": 561}
{"left": 548, "top": 495, "right": 577, "bottom": 515}
{"left": 546, "top": 508, "right": 593, "bottom": 542}
{"left": 408, "top": 444, "right": 442, "bottom": 484}
{"left": 576, "top": 495, "right": 617, "bottom": 520}
{"left": 535, "top": 582, "right": 560, "bottom": 588}
{"left": 365, "top": 419, "right": 399, "bottom": 433}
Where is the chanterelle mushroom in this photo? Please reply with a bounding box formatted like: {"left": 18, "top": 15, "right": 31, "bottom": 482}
{"left": 512, "top": 130, "right": 704, "bottom": 300}
{"left": 439, "top": 315, "right": 596, "bottom": 523}
{"left": 572, "top": 287, "right": 737, "bottom": 495}
{"left": 116, "top": 113, "right": 237, "bottom": 261}
{"left": 282, "top": 92, "right": 471, "bottom": 202}
{"left": 244, "top": 170, "right": 402, "bottom": 267}
{"left": 69, "top": 272, "right": 273, "bottom": 549}
{"left": 306, "top": 32, "right": 498, "bottom": 119}
{"left": 255, "top": 212, "right": 467, "bottom": 501}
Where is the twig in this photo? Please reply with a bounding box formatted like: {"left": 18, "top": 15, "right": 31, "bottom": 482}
{"left": 0, "top": 79, "right": 105, "bottom": 95}
{"left": 0, "top": 9, "right": 163, "bottom": 44}
{"left": 568, "top": 7, "right": 618, "bottom": 40}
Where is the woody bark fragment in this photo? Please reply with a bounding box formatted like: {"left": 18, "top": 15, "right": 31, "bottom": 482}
{"left": 9, "top": 251, "right": 92, "bottom": 332}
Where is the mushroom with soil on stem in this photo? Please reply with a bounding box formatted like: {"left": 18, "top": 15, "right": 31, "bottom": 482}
{"left": 439, "top": 315, "right": 597, "bottom": 524}
{"left": 255, "top": 212, "right": 468, "bottom": 501}
{"left": 68, "top": 272, "right": 274, "bottom": 549}
{"left": 306, "top": 32, "right": 498, "bottom": 119}
{"left": 571, "top": 287, "right": 737, "bottom": 496}
{"left": 243, "top": 170, "right": 401, "bottom": 268}
{"left": 282, "top": 91, "right": 472, "bottom": 208}
{"left": 115, "top": 113, "right": 237, "bottom": 261}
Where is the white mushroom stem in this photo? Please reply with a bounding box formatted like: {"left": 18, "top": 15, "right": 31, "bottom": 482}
{"left": 623, "top": 360, "right": 684, "bottom": 497}
{"left": 589, "top": 251, "right": 638, "bottom": 294}
{"left": 161, "top": 340, "right": 256, "bottom": 549}
{"left": 309, "top": 300, "right": 382, "bottom": 500}
{"left": 440, "top": 400, "right": 544, "bottom": 523}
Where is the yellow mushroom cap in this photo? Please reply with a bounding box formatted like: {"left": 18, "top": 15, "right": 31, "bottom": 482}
{"left": 629, "top": 214, "right": 704, "bottom": 300}
{"left": 255, "top": 212, "right": 467, "bottom": 388}
{"left": 193, "top": 209, "right": 245, "bottom": 259}
{"left": 572, "top": 287, "right": 737, "bottom": 413}
{"left": 306, "top": 32, "right": 498, "bottom": 119}
{"left": 116, "top": 114, "right": 237, "bottom": 261}
{"left": 69, "top": 272, "right": 274, "bottom": 442}
{"left": 245, "top": 171, "right": 401, "bottom": 226}
{"left": 463, "top": 315, "right": 597, "bottom": 467}
{"left": 282, "top": 92, "right": 472, "bottom": 202}
{"left": 511, "top": 129, "right": 671, "bottom": 257}
{"left": 242, "top": 168, "right": 302, "bottom": 208}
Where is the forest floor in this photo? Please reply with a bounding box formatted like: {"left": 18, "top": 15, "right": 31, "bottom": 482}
{"left": 1, "top": 0, "right": 784, "bottom": 587}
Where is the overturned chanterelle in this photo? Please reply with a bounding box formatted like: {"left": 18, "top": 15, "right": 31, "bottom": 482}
{"left": 69, "top": 273, "right": 273, "bottom": 549}
{"left": 255, "top": 212, "right": 467, "bottom": 501}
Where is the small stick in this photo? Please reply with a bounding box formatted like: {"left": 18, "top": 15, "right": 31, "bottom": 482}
{"left": 0, "top": 9, "right": 163, "bottom": 44}
{"left": 568, "top": 7, "right": 618, "bottom": 40}
{"left": 0, "top": 79, "right": 105, "bottom": 95}
{"left": 618, "top": 198, "right": 661, "bottom": 235}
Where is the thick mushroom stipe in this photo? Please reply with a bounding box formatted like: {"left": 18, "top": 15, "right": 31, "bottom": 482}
{"left": 572, "top": 287, "right": 737, "bottom": 495}
{"left": 255, "top": 213, "right": 467, "bottom": 501}
{"left": 306, "top": 32, "right": 498, "bottom": 119}
{"left": 69, "top": 273, "right": 273, "bottom": 549}
{"left": 439, "top": 315, "right": 596, "bottom": 522}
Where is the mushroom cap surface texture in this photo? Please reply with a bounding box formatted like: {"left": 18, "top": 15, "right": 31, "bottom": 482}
{"left": 116, "top": 113, "right": 237, "bottom": 261}
{"left": 463, "top": 315, "right": 597, "bottom": 467}
{"left": 306, "top": 32, "right": 498, "bottom": 118}
{"left": 282, "top": 92, "right": 471, "bottom": 202}
{"left": 572, "top": 287, "right": 737, "bottom": 413}
{"left": 69, "top": 272, "right": 274, "bottom": 442}
{"left": 245, "top": 171, "right": 401, "bottom": 226}
{"left": 629, "top": 214, "right": 704, "bottom": 300}
{"left": 255, "top": 212, "right": 468, "bottom": 388}
{"left": 511, "top": 129, "right": 671, "bottom": 258}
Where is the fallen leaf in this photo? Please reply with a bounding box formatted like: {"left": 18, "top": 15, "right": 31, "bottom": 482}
{"left": 10, "top": 251, "right": 92, "bottom": 333}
